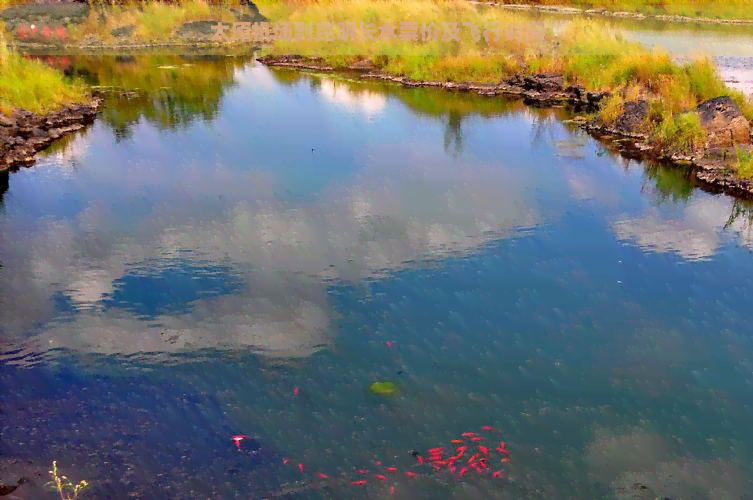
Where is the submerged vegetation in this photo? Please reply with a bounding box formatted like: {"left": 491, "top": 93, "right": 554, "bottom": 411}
{"left": 46, "top": 461, "right": 89, "bottom": 500}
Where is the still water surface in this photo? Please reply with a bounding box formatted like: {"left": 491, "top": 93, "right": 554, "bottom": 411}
{"left": 2, "top": 54, "right": 753, "bottom": 499}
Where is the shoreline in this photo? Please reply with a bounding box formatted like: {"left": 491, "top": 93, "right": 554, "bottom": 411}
{"left": 0, "top": 96, "right": 102, "bottom": 172}
{"left": 473, "top": 2, "right": 753, "bottom": 26}
{"left": 257, "top": 54, "right": 753, "bottom": 201}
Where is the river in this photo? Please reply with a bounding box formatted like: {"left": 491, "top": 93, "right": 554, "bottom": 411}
{"left": 1, "top": 18, "right": 753, "bottom": 500}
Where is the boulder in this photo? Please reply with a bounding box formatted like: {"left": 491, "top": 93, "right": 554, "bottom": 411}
{"left": 522, "top": 73, "right": 564, "bottom": 92}
{"left": 614, "top": 99, "right": 649, "bottom": 135}
{"left": 695, "top": 96, "right": 751, "bottom": 148}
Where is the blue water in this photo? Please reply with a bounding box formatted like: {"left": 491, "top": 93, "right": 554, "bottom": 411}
{"left": 2, "top": 56, "right": 753, "bottom": 499}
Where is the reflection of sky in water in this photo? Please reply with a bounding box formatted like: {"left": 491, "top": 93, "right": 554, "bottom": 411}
{"left": 3, "top": 58, "right": 753, "bottom": 499}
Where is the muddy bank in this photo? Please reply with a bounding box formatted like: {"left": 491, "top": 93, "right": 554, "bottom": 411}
{"left": 257, "top": 54, "right": 753, "bottom": 201}
{"left": 0, "top": 97, "right": 102, "bottom": 172}
{"left": 473, "top": 2, "right": 753, "bottom": 26}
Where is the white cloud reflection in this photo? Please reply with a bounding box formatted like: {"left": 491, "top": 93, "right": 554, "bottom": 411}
{"left": 611, "top": 195, "right": 753, "bottom": 261}
{"left": 0, "top": 136, "right": 542, "bottom": 364}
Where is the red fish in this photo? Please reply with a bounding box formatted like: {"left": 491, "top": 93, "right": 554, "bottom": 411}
{"left": 231, "top": 435, "right": 250, "bottom": 449}
{"left": 405, "top": 472, "right": 419, "bottom": 478}
{"left": 471, "top": 437, "right": 484, "bottom": 442}
{"left": 458, "top": 467, "right": 469, "bottom": 477}
{"left": 298, "top": 464, "right": 304, "bottom": 473}
{"left": 428, "top": 447, "right": 443, "bottom": 453}
{"left": 492, "top": 470, "right": 503, "bottom": 478}
{"left": 374, "top": 474, "right": 387, "bottom": 480}
{"left": 451, "top": 440, "right": 464, "bottom": 444}
{"left": 386, "top": 467, "right": 398, "bottom": 472}
{"left": 352, "top": 480, "right": 368, "bottom": 486}
{"left": 283, "top": 458, "right": 290, "bottom": 465}
{"left": 478, "top": 446, "right": 490, "bottom": 455}
{"left": 461, "top": 432, "right": 476, "bottom": 437}
{"left": 357, "top": 469, "right": 367, "bottom": 475}
{"left": 481, "top": 426, "right": 496, "bottom": 431}
{"left": 455, "top": 446, "right": 467, "bottom": 454}
{"left": 316, "top": 472, "right": 329, "bottom": 479}
{"left": 293, "top": 387, "right": 300, "bottom": 396}
{"left": 501, "top": 458, "right": 510, "bottom": 463}
{"left": 416, "top": 456, "right": 424, "bottom": 463}
{"left": 374, "top": 461, "right": 382, "bottom": 466}
{"left": 467, "top": 453, "right": 479, "bottom": 464}
{"left": 390, "top": 486, "right": 396, "bottom": 495}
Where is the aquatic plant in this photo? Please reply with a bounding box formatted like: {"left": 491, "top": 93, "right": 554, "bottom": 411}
{"left": 45, "top": 461, "right": 89, "bottom": 500}
{"left": 367, "top": 380, "right": 399, "bottom": 396}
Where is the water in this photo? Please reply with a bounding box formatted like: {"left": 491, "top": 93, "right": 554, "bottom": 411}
{"left": 2, "top": 52, "right": 753, "bottom": 499}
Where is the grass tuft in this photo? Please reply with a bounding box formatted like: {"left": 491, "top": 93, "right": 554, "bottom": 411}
{"left": 45, "top": 461, "right": 89, "bottom": 500}
{"left": 0, "top": 32, "right": 89, "bottom": 115}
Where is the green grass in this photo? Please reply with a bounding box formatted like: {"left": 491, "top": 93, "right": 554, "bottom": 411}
{"left": 736, "top": 147, "right": 753, "bottom": 178}
{"left": 259, "top": 0, "right": 753, "bottom": 165}
{"left": 0, "top": 36, "right": 89, "bottom": 114}
{"left": 66, "top": 0, "right": 240, "bottom": 42}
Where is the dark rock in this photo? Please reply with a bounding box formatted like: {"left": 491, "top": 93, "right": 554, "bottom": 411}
{"left": 110, "top": 24, "right": 134, "bottom": 38}
{"left": 0, "top": 115, "right": 14, "bottom": 128}
{"left": 175, "top": 19, "right": 226, "bottom": 38}
{"left": 522, "top": 73, "right": 564, "bottom": 92}
{"left": 115, "top": 54, "right": 136, "bottom": 63}
{"left": 614, "top": 99, "right": 649, "bottom": 135}
{"left": 695, "top": 95, "right": 751, "bottom": 148}
{"left": 0, "top": 97, "right": 102, "bottom": 172}
{"left": 0, "top": 477, "right": 29, "bottom": 496}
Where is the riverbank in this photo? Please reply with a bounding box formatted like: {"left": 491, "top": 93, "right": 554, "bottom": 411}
{"left": 0, "top": 38, "right": 103, "bottom": 171}
{"left": 479, "top": 1, "right": 753, "bottom": 25}
{"left": 249, "top": 0, "right": 753, "bottom": 198}
{"left": 0, "top": 0, "right": 266, "bottom": 48}
{"left": 257, "top": 54, "right": 753, "bottom": 199}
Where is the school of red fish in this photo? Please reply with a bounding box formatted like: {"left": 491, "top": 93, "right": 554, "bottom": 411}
{"left": 234, "top": 426, "right": 511, "bottom": 496}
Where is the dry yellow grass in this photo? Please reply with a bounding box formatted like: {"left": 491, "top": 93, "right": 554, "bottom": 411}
{"left": 259, "top": 0, "right": 753, "bottom": 160}
{"left": 68, "top": 0, "right": 240, "bottom": 42}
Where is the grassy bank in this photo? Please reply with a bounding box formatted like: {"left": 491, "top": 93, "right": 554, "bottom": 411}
{"left": 493, "top": 0, "right": 753, "bottom": 22}
{"left": 258, "top": 0, "right": 753, "bottom": 172}
{"left": 67, "top": 0, "right": 241, "bottom": 42}
{"left": 0, "top": 35, "right": 89, "bottom": 114}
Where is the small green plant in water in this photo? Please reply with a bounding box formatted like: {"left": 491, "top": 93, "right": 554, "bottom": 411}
{"left": 46, "top": 461, "right": 89, "bottom": 500}
{"left": 368, "top": 380, "right": 399, "bottom": 397}
{"left": 736, "top": 147, "right": 753, "bottom": 179}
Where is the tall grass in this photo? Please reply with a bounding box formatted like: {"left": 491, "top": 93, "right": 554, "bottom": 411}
{"left": 68, "top": 0, "right": 239, "bottom": 41}
{"left": 0, "top": 32, "right": 88, "bottom": 114}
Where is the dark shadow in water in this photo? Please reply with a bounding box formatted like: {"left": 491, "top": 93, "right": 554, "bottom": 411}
{"left": 641, "top": 163, "right": 695, "bottom": 206}
{"left": 0, "top": 361, "right": 287, "bottom": 500}
{"left": 0, "top": 170, "right": 8, "bottom": 207}
{"left": 724, "top": 198, "right": 753, "bottom": 233}
{"left": 443, "top": 110, "right": 464, "bottom": 159}
{"left": 32, "top": 53, "right": 255, "bottom": 133}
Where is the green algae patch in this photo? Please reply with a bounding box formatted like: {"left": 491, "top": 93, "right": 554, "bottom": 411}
{"left": 367, "top": 380, "right": 399, "bottom": 397}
